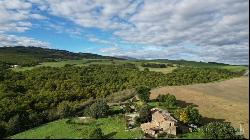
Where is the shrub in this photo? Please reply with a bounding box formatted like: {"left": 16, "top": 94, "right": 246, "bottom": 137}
{"left": 87, "top": 100, "right": 109, "bottom": 119}
{"left": 201, "top": 122, "right": 239, "bottom": 139}
{"left": 136, "top": 86, "right": 151, "bottom": 102}
{"left": 89, "top": 128, "right": 104, "bottom": 139}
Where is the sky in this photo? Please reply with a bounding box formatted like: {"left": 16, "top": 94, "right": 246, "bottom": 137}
{"left": 0, "top": 0, "right": 249, "bottom": 65}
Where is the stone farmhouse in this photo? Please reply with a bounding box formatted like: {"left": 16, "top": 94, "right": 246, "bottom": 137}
{"left": 140, "top": 108, "right": 178, "bottom": 137}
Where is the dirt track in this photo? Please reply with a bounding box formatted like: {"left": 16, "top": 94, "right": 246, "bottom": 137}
{"left": 151, "top": 77, "right": 249, "bottom": 138}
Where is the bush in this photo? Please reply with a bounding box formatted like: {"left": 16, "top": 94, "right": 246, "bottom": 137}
{"left": 201, "top": 122, "right": 239, "bottom": 139}
{"left": 136, "top": 86, "right": 151, "bottom": 102}
{"left": 89, "top": 128, "right": 104, "bottom": 139}
{"left": 86, "top": 100, "right": 109, "bottom": 119}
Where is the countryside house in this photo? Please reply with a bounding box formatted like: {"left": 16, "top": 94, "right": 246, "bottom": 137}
{"left": 140, "top": 108, "right": 178, "bottom": 137}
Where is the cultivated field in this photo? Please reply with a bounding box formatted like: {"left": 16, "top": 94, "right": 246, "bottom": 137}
{"left": 151, "top": 76, "right": 249, "bottom": 138}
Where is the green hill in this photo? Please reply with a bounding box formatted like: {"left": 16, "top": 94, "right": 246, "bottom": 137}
{"left": 0, "top": 46, "right": 121, "bottom": 66}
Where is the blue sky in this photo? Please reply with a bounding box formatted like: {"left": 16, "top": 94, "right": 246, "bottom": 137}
{"left": 0, "top": 0, "right": 249, "bottom": 65}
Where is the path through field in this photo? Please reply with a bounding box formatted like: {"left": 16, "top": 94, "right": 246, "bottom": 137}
{"left": 151, "top": 77, "right": 249, "bottom": 138}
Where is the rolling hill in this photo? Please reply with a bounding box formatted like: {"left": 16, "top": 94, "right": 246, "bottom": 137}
{"left": 0, "top": 46, "right": 121, "bottom": 66}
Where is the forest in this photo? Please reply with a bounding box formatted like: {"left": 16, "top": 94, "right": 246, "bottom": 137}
{"left": 0, "top": 61, "right": 240, "bottom": 138}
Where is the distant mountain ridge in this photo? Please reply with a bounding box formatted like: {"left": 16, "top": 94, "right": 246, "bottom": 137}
{"left": 0, "top": 46, "right": 122, "bottom": 66}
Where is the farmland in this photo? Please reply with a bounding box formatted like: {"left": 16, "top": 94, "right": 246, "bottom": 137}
{"left": 151, "top": 76, "right": 249, "bottom": 138}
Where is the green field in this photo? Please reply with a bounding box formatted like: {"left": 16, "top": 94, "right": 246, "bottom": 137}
{"left": 11, "top": 59, "right": 179, "bottom": 74}
{"left": 10, "top": 115, "right": 143, "bottom": 139}
{"left": 11, "top": 59, "right": 247, "bottom": 74}
{"left": 221, "top": 65, "right": 247, "bottom": 72}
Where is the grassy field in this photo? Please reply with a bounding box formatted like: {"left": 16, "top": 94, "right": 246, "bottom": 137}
{"left": 10, "top": 115, "right": 143, "bottom": 139}
{"left": 151, "top": 76, "right": 249, "bottom": 138}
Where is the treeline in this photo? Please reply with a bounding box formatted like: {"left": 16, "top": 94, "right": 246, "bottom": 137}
{"left": 0, "top": 46, "right": 121, "bottom": 66}
{"left": 165, "top": 67, "right": 237, "bottom": 85}
{"left": 0, "top": 64, "right": 239, "bottom": 138}
{"left": 141, "top": 63, "right": 167, "bottom": 68}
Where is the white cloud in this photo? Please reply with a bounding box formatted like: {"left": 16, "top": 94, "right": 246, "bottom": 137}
{"left": 0, "top": 0, "right": 49, "bottom": 47}
{"left": 86, "top": 35, "right": 118, "bottom": 47}
{"left": 0, "top": 0, "right": 248, "bottom": 64}
{"left": 0, "top": 34, "right": 49, "bottom": 47}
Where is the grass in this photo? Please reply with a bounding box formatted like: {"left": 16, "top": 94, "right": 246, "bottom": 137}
{"left": 177, "top": 131, "right": 204, "bottom": 139}
{"left": 147, "top": 67, "right": 177, "bottom": 74}
{"left": 10, "top": 115, "right": 143, "bottom": 139}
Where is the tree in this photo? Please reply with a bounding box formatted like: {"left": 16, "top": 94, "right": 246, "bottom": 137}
{"left": 186, "top": 105, "right": 201, "bottom": 124}
{"left": 87, "top": 100, "right": 109, "bottom": 119}
{"left": 89, "top": 128, "right": 104, "bottom": 139}
{"left": 179, "top": 110, "right": 189, "bottom": 124}
{"left": 201, "top": 122, "right": 239, "bottom": 139}
{"left": 156, "top": 94, "right": 176, "bottom": 107}
{"left": 174, "top": 106, "right": 201, "bottom": 125}
{"left": 144, "top": 68, "right": 149, "bottom": 72}
{"left": 136, "top": 86, "right": 151, "bottom": 102}
{"left": 56, "top": 101, "right": 74, "bottom": 118}
{"left": 174, "top": 108, "right": 189, "bottom": 124}
{"left": 137, "top": 104, "right": 152, "bottom": 123}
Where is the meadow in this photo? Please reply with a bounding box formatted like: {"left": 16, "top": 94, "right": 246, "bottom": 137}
{"left": 10, "top": 115, "right": 143, "bottom": 139}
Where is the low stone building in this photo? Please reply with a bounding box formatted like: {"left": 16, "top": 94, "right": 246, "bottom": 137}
{"left": 140, "top": 108, "right": 177, "bottom": 137}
